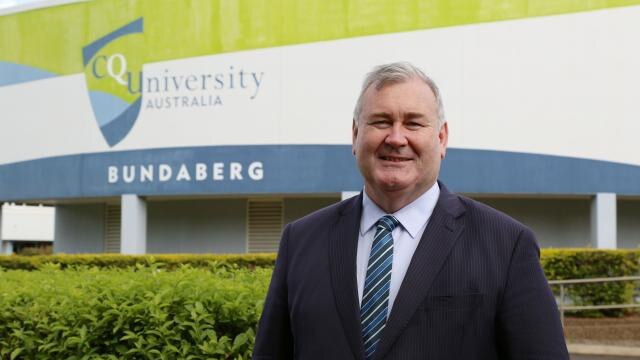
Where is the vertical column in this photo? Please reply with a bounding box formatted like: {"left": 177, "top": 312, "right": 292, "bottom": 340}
{"left": 590, "top": 193, "right": 617, "bottom": 249}
{"left": 341, "top": 191, "right": 360, "bottom": 201}
{"left": 1, "top": 241, "right": 13, "bottom": 255}
{"left": 0, "top": 203, "right": 5, "bottom": 255}
{"left": 121, "top": 194, "right": 147, "bottom": 254}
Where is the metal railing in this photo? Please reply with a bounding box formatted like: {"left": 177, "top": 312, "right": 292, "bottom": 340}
{"left": 548, "top": 276, "right": 640, "bottom": 326}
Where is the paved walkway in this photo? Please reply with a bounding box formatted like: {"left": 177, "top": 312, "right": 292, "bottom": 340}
{"left": 573, "top": 356, "right": 639, "bottom": 360}
{"left": 569, "top": 343, "right": 640, "bottom": 359}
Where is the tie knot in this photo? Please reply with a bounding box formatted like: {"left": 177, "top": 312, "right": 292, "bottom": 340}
{"left": 377, "top": 215, "right": 399, "bottom": 232}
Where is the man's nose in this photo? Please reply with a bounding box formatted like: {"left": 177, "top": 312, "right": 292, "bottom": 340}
{"left": 384, "top": 123, "right": 408, "bottom": 148}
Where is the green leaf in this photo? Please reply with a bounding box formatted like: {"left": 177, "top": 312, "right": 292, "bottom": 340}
{"left": 10, "top": 348, "right": 23, "bottom": 360}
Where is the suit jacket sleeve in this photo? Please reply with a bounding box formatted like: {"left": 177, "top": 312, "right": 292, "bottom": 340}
{"left": 253, "top": 224, "right": 294, "bottom": 360}
{"left": 496, "top": 227, "right": 569, "bottom": 359}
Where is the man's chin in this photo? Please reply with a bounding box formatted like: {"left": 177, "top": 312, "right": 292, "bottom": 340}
{"left": 373, "top": 179, "right": 412, "bottom": 193}
{"left": 369, "top": 176, "right": 435, "bottom": 197}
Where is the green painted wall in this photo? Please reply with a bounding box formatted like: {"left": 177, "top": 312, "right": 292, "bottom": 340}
{"left": 2, "top": 0, "right": 640, "bottom": 74}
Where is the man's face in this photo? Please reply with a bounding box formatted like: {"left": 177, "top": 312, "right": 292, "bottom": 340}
{"left": 352, "top": 78, "right": 448, "bottom": 204}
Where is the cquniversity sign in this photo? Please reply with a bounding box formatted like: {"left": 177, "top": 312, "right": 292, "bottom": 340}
{"left": 80, "top": 16, "right": 266, "bottom": 148}
{"left": 4, "top": 0, "right": 640, "bottom": 200}
{"left": 83, "top": 18, "right": 144, "bottom": 147}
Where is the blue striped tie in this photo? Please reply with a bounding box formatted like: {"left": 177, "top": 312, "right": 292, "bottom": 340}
{"left": 361, "top": 215, "right": 399, "bottom": 360}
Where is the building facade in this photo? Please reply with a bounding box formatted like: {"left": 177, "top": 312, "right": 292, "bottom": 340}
{"left": 0, "top": 203, "right": 54, "bottom": 254}
{"left": 1, "top": 0, "right": 640, "bottom": 253}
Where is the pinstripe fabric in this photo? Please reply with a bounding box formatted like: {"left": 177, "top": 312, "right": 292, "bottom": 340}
{"left": 361, "top": 215, "right": 399, "bottom": 360}
{"left": 253, "top": 183, "right": 569, "bottom": 360}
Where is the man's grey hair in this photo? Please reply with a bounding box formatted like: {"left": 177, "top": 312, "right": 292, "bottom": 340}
{"left": 353, "top": 62, "right": 445, "bottom": 127}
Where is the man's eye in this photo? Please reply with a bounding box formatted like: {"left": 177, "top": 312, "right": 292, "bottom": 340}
{"left": 406, "top": 122, "right": 424, "bottom": 129}
{"left": 370, "top": 120, "right": 391, "bottom": 128}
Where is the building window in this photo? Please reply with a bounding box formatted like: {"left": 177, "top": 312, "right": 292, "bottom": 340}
{"left": 247, "top": 199, "right": 283, "bottom": 253}
{"left": 104, "top": 204, "right": 121, "bottom": 253}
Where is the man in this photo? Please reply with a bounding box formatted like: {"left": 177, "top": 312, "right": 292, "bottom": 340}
{"left": 253, "top": 62, "right": 568, "bottom": 360}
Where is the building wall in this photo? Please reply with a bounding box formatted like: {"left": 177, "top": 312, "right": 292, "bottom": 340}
{"left": 146, "top": 199, "right": 246, "bottom": 253}
{"left": 1, "top": 204, "right": 54, "bottom": 241}
{"left": 472, "top": 197, "right": 591, "bottom": 248}
{"left": 4, "top": 1, "right": 640, "bottom": 253}
{"left": 284, "top": 197, "right": 340, "bottom": 225}
{"left": 53, "top": 197, "right": 342, "bottom": 254}
{"left": 51, "top": 196, "right": 639, "bottom": 254}
{"left": 6, "top": 4, "right": 640, "bottom": 202}
{"left": 618, "top": 199, "right": 640, "bottom": 249}
{"left": 54, "top": 204, "right": 105, "bottom": 253}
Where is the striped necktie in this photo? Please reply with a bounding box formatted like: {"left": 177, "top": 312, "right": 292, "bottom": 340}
{"left": 361, "top": 214, "right": 399, "bottom": 360}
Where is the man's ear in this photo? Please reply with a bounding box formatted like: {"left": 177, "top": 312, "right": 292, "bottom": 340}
{"left": 352, "top": 118, "right": 358, "bottom": 156}
{"left": 439, "top": 122, "right": 449, "bottom": 160}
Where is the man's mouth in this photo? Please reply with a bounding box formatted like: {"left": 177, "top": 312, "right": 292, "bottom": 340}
{"left": 379, "top": 156, "right": 411, "bottom": 162}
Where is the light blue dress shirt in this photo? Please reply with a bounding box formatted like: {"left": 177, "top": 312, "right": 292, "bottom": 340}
{"left": 357, "top": 182, "right": 440, "bottom": 314}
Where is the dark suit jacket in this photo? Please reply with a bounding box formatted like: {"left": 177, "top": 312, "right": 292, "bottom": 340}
{"left": 253, "top": 183, "right": 569, "bottom": 360}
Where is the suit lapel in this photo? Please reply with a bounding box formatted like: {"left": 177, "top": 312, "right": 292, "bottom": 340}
{"left": 374, "top": 184, "right": 466, "bottom": 360}
{"left": 329, "top": 193, "right": 365, "bottom": 360}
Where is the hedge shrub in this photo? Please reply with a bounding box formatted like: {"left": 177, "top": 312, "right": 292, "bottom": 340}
{"left": 540, "top": 249, "right": 640, "bottom": 317}
{"left": 2, "top": 250, "right": 637, "bottom": 276}
{"left": 0, "top": 264, "right": 271, "bottom": 360}
{"left": 0, "top": 254, "right": 276, "bottom": 271}
{"left": 0, "top": 249, "right": 638, "bottom": 328}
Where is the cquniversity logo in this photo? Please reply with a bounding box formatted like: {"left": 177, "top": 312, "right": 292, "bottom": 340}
{"left": 82, "top": 18, "right": 144, "bottom": 147}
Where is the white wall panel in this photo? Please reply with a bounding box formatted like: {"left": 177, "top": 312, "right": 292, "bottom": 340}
{"left": 2, "top": 6, "right": 640, "bottom": 166}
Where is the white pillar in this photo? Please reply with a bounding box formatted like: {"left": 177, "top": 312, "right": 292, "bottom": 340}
{"left": 1, "top": 241, "right": 13, "bottom": 255}
{"left": 341, "top": 191, "right": 360, "bottom": 201}
{"left": 0, "top": 203, "right": 5, "bottom": 255}
{"left": 591, "top": 193, "right": 617, "bottom": 249}
{"left": 121, "top": 194, "right": 147, "bottom": 254}
{"left": 1, "top": 204, "right": 12, "bottom": 254}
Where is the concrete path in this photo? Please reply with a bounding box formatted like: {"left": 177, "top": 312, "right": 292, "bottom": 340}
{"left": 569, "top": 343, "right": 640, "bottom": 359}
{"left": 573, "top": 356, "right": 640, "bottom": 360}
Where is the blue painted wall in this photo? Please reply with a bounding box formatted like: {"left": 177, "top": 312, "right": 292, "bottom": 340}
{"left": 3, "top": 145, "right": 640, "bottom": 201}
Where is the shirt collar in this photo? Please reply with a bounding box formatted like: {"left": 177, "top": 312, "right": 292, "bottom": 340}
{"left": 360, "top": 182, "right": 440, "bottom": 238}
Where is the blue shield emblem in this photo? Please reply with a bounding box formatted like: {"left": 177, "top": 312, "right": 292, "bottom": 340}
{"left": 83, "top": 18, "right": 143, "bottom": 147}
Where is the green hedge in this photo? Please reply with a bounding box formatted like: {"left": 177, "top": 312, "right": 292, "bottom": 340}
{"left": 0, "top": 249, "right": 638, "bottom": 328}
{"left": 541, "top": 249, "right": 640, "bottom": 317}
{"left": 0, "top": 250, "right": 638, "bottom": 358}
{"left": 2, "top": 250, "right": 638, "bottom": 277}
{"left": 0, "top": 254, "right": 277, "bottom": 271}
{"left": 0, "top": 264, "right": 271, "bottom": 359}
